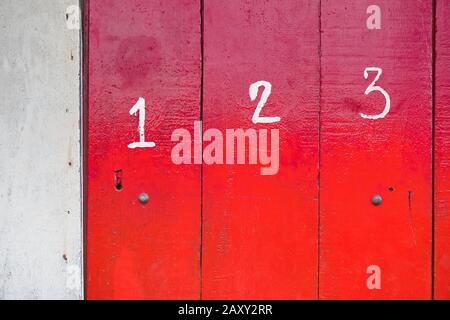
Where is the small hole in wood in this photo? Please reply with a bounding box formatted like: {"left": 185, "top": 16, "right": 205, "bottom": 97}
{"left": 115, "top": 170, "right": 123, "bottom": 191}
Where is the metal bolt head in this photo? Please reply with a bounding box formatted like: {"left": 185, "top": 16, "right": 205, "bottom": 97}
{"left": 371, "top": 194, "right": 382, "bottom": 206}
{"left": 138, "top": 192, "right": 149, "bottom": 205}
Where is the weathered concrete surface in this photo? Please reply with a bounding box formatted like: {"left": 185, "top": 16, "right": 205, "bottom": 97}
{"left": 0, "top": 0, "right": 82, "bottom": 299}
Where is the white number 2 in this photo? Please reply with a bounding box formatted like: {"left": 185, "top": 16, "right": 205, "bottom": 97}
{"left": 128, "top": 97, "right": 156, "bottom": 149}
{"left": 250, "top": 81, "right": 281, "bottom": 124}
{"left": 361, "top": 67, "right": 391, "bottom": 120}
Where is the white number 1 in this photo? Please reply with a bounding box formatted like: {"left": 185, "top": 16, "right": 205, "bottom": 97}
{"left": 128, "top": 97, "right": 156, "bottom": 149}
{"left": 361, "top": 67, "right": 391, "bottom": 120}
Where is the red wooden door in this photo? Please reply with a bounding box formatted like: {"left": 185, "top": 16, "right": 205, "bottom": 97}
{"left": 84, "top": 0, "right": 440, "bottom": 300}
{"left": 435, "top": 0, "right": 450, "bottom": 300}
{"left": 319, "top": 0, "right": 432, "bottom": 299}
{"left": 201, "top": 0, "right": 320, "bottom": 299}
{"left": 86, "top": 0, "right": 201, "bottom": 299}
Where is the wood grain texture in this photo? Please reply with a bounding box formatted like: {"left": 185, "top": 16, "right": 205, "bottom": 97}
{"left": 202, "top": 0, "right": 320, "bottom": 299}
{"left": 319, "top": 0, "right": 432, "bottom": 299}
{"left": 435, "top": 0, "right": 450, "bottom": 300}
{"left": 86, "top": 0, "right": 201, "bottom": 299}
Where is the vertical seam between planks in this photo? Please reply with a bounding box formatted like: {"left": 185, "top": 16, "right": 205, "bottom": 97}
{"left": 81, "top": 0, "right": 90, "bottom": 300}
{"left": 317, "top": 0, "right": 322, "bottom": 301}
{"left": 199, "top": 0, "right": 205, "bottom": 301}
{"left": 431, "top": 0, "right": 436, "bottom": 300}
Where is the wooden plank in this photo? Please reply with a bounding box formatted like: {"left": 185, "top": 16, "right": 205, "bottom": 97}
{"left": 435, "top": 0, "right": 450, "bottom": 300}
{"left": 86, "top": 0, "right": 201, "bottom": 299}
{"left": 319, "top": 0, "right": 432, "bottom": 299}
{"left": 0, "top": 0, "right": 83, "bottom": 299}
{"left": 202, "top": 0, "right": 320, "bottom": 299}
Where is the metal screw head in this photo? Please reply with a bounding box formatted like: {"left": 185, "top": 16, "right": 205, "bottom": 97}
{"left": 371, "top": 194, "right": 382, "bottom": 206}
{"left": 138, "top": 192, "right": 149, "bottom": 205}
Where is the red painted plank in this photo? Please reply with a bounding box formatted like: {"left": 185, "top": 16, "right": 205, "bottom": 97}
{"left": 202, "top": 0, "right": 320, "bottom": 299}
{"left": 435, "top": 0, "right": 450, "bottom": 300}
{"left": 86, "top": 0, "right": 201, "bottom": 299}
{"left": 319, "top": 0, "right": 432, "bottom": 299}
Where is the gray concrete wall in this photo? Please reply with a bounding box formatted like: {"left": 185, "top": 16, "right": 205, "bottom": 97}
{"left": 0, "top": 0, "right": 82, "bottom": 299}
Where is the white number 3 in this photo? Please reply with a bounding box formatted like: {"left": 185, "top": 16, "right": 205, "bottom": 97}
{"left": 361, "top": 67, "right": 391, "bottom": 120}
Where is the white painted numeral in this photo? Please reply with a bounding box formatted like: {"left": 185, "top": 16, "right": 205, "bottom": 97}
{"left": 361, "top": 67, "right": 391, "bottom": 120}
{"left": 128, "top": 97, "right": 156, "bottom": 149}
{"left": 250, "top": 81, "right": 280, "bottom": 124}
